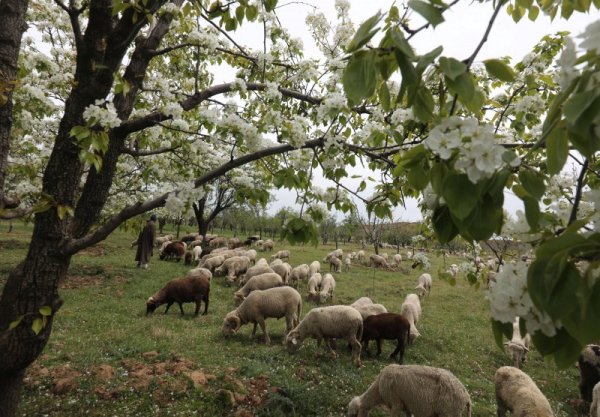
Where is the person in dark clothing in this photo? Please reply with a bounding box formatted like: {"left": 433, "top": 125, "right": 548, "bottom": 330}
{"left": 135, "top": 214, "right": 157, "bottom": 269}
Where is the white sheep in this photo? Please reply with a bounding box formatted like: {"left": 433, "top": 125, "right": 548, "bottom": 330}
{"left": 286, "top": 305, "right": 363, "bottom": 367}
{"left": 392, "top": 253, "right": 402, "bottom": 265}
{"left": 447, "top": 263, "right": 459, "bottom": 277}
{"left": 504, "top": 317, "right": 531, "bottom": 369}
{"left": 356, "top": 250, "right": 365, "bottom": 262}
{"left": 214, "top": 256, "right": 250, "bottom": 278}
{"left": 200, "top": 255, "right": 225, "bottom": 272}
{"left": 155, "top": 235, "right": 172, "bottom": 248}
{"left": 308, "top": 260, "right": 321, "bottom": 277}
{"left": 192, "top": 246, "right": 203, "bottom": 262}
{"left": 239, "top": 264, "right": 274, "bottom": 287}
{"left": 494, "top": 366, "right": 553, "bottom": 417}
{"left": 289, "top": 264, "right": 310, "bottom": 288}
{"left": 185, "top": 267, "right": 212, "bottom": 281}
{"left": 380, "top": 252, "right": 389, "bottom": 261}
{"left": 222, "top": 286, "right": 302, "bottom": 344}
{"left": 271, "top": 262, "right": 291, "bottom": 285}
{"left": 307, "top": 273, "right": 322, "bottom": 303}
{"left": 324, "top": 248, "right": 343, "bottom": 260}
{"left": 344, "top": 256, "right": 351, "bottom": 272}
{"left": 261, "top": 239, "right": 274, "bottom": 251}
{"left": 350, "top": 297, "right": 374, "bottom": 308}
{"left": 270, "top": 250, "right": 290, "bottom": 262}
{"left": 270, "top": 258, "right": 283, "bottom": 267}
{"left": 350, "top": 298, "right": 388, "bottom": 320}
{"left": 401, "top": 295, "right": 422, "bottom": 343}
{"left": 591, "top": 382, "right": 600, "bottom": 417}
{"left": 415, "top": 273, "right": 432, "bottom": 298}
{"left": 369, "top": 254, "right": 389, "bottom": 268}
{"left": 347, "top": 364, "right": 471, "bottom": 417}
{"left": 255, "top": 258, "right": 268, "bottom": 267}
{"left": 242, "top": 249, "right": 257, "bottom": 265}
{"left": 318, "top": 273, "right": 336, "bottom": 304}
{"left": 329, "top": 256, "right": 342, "bottom": 272}
{"left": 234, "top": 272, "right": 283, "bottom": 305}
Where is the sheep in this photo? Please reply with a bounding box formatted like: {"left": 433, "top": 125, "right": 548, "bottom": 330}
{"left": 344, "top": 256, "right": 351, "bottom": 272}
{"left": 200, "top": 255, "right": 225, "bottom": 272}
{"left": 192, "top": 245, "right": 203, "bottom": 262}
{"left": 285, "top": 305, "right": 363, "bottom": 367}
{"left": 504, "top": 317, "right": 531, "bottom": 369}
{"left": 184, "top": 252, "right": 193, "bottom": 265}
{"left": 239, "top": 264, "right": 274, "bottom": 287}
{"left": 380, "top": 252, "right": 389, "bottom": 261}
{"left": 308, "top": 260, "right": 321, "bottom": 277}
{"left": 324, "top": 248, "right": 343, "bottom": 260}
{"left": 271, "top": 262, "right": 291, "bottom": 284}
{"left": 243, "top": 249, "right": 257, "bottom": 265}
{"left": 415, "top": 273, "right": 432, "bottom": 298}
{"left": 255, "top": 258, "right": 268, "bottom": 267}
{"left": 181, "top": 233, "right": 199, "bottom": 243}
{"left": 270, "top": 250, "right": 290, "bottom": 262}
{"left": 350, "top": 251, "right": 357, "bottom": 260}
{"left": 447, "top": 263, "right": 459, "bottom": 277}
{"left": 228, "top": 237, "right": 244, "bottom": 249}
{"left": 234, "top": 272, "right": 283, "bottom": 305}
{"left": 158, "top": 239, "right": 171, "bottom": 254}
{"left": 289, "top": 264, "right": 310, "bottom": 288}
{"left": 261, "top": 239, "right": 274, "bottom": 251}
{"left": 159, "top": 241, "right": 185, "bottom": 261}
{"left": 214, "top": 255, "right": 250, "bottom": 279}
{"left": 350, "top": 297, "right": 388, "bottom": 320}
{"left": 154, "top": 235, "right": 172, "bottom": 248}
{"left": 591, "top": 382, "right": 600, "bottom": 417}
{"left": 222, "top": 286, "right": 302, "bottom": 344}
{"left": 579, "top": 344, "right": 600, "bottom": 402}
{"left": 356, "top": 250, "right": 365, "bottom": 262}
{"left": 318, "top": 273, "right": 336, "bottom": 304}
{"left": 494, "top": 366, "right": 553, "bottom": 417}
{"left": 209, "top": 236, "right": 227, "bottom": 249}
{"left": 347, "top": 364, "right": 472, "bottom": 417}
{"left": 188, "top": 239, "right": 202, "bottom": 249}
{"left": 401, "top": 294, "right": 422, "bottom": 343}
{"left": 369, "top": 254, "right": 389, "bottom": 268}
{"left": 185, "top": 267, "right": 212, "bottom": 281}
{"left": 329, "top": 256, "right": 342, "bottom": 272}
{"left": 362, "top": 313, "right": 411, "bottom": 363}
{"left": 392, "top": 253, "right": 402, "bottom": 266}
{"left": 270, "top": 258, "right": 283, "bottom": 267}
{"left": 146, "top": 275, "right": 210, "bottom": 316}
{"left": 307, "top": 273, "right": 322, "bottom": 303}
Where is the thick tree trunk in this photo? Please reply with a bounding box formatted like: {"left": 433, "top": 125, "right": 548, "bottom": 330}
{"left": 0, "top": 370, "right": 25, "bottom": 417}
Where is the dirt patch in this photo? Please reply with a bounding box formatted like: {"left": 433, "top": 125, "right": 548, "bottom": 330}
{"left": 76, "top": 245, "right": 106, "bottom": 256}
{"left": 60, "top": 275, "right": 102, "bottom": 289}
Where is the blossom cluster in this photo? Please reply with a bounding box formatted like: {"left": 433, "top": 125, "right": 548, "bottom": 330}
{"left": 412, "top": 252, "right": 431, "bottom": 270}
{"left": 487, "top": 261, "right": 560, "bottom": 336}
{"left": 83, "top": 99, "right": 121, "bottom": 129}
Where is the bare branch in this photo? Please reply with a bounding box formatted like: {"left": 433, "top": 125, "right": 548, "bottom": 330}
{"left": 568, "top": 158, "right": 588, "bottom": 226}
{"left": 122, "top": 146, "right": 180, "bottom": 157}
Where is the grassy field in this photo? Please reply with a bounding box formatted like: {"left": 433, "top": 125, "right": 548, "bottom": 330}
{"left": 0, "top": 221, "right": 583, "bottom": 417}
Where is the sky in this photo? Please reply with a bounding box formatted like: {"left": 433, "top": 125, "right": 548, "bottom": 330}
{"left": 218, "top": 1, "right": 599, "bottom": 221}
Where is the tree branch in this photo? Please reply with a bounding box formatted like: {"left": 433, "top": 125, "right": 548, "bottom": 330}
{"left": 568, "top": 158, "right": 588, "bottom": 226}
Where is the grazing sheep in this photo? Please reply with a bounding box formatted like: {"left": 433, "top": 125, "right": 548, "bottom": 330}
{"left": 579, "top": 345, "right": 600, "bottom": 402}
{"left": 243, "top": 249, "right": 257, "bottom": 265}
{"left": 155, "top": 235, "right": 172, "bottom": 248}
{"left": 234, "top": 272, "right": 283, "bottom": 305}
{"left": 191, "top": 246, "right": 203, "bottom": 262}
{"left": 318, "top": 273, "right": 336, "bottom": 304}
{"left": 324, "top": 249, "right": 343, "bottom": 260}
{"left": 270, "top": 258, "right": 283, "bottom": 267}
{"left": 381, "top": 253, "right": 389, "bottom": 261}
{"left": 159, "top": 241, "right": 185, "bottom": 261}
{"left": 188, "top": 239, "right": 203, "bottom": 249}
{"left": 350, "top": 297, "right": 374, "bottom": 308}
{"left": 271, "top": 262, "right": 291, "bottom": 284}
{"left": 289, "top": 264, "right": 310, "bottom": 288}
{"left": 415, "top": 273, "right": 432, "bottom": 298}
{"left": 255, "top": 258, "right": 268, "bottom": 267}
{"left": 591, "top": 382, "right": 600, "bottom": 417}
{"left": 401, "top": 295, "right": 422, "bottom": 343}
{"left": 392, "top": 253, "right": 402, "bottom": 266}
{"left": 201, "top": 255, "right": 225, "bottom": 272}
{"left": 146, "top": 275, "right": 210, "bottom": 316}
{"left": 344, "top": 256, "right": 351, "bottom": 272}
{"left": 270, "top": 250, "right": 290, "bottom": 262}
{"left": 181, "top": 233, "right": 199, "bottom": 243}
{"left": 356, "top": 250, "right": 365, "bottom": 262}
{"left": 308, "top": 260, "right": 321, "bottom": 277}
{"left": 185, "top": 267, "right": 212, "bottom": 281}
{"left": 158, "top": 239, "right": 171, "bottom": 254}
{"left": 347, "top": 364, "right": 472, "bottom": 417}
{"left": 369, "top": 254, "right": 389, "bottom": 268}
{"left": 286, "top": 305, "right": 363, "bottom": 367}
{"left": 504, "top": 317, "right": 531, "bottom": 369}
{"left": 307, "top": 273, "right": 322, "bottom": 303}
{"left": 351, "top": 298, "right": 388, "bottom": 320}
{"left": 222, "top": 286, "right": 302, "bottom": 344}
{"left": 494, "top": 366, "right": 553, "bottom": 417}
{"left": 209, "top": 236, "right": 227, "bottom": 249}
{"left": 362, "top": 313, "right": 411, "bottom": 363}
{"left": 228, "top": 237, "right": 244, "bottom": 249}
{"left": 184, "top": 252, "right": 193, "bottom": 265}
{"left": 261, "top": 239, "right": 274, "bottom": 251}
{"left": 239, "top": 264, "right": 274, "bottom": 287}
{"left": 329, "top": 256, "right": 342, "bottom": 272}
{"left": 215, "top": 256, "right": 250, "bottom": 279}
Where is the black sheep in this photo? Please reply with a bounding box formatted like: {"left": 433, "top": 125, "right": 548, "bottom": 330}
{"left": 146, "top": 275, "right": 210, "bottom": 316}
{"left": 579, "top": 344, "right": 600, "bottom": 402}
{"left": 362, "top": 313, "right": 411, "bottom": 363}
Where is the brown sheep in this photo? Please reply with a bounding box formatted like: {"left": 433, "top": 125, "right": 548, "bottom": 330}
{"left": 184, "top": 252, "right": 193, "bottom": 265}
{"left": 146, "top": 275, "right": 210, "bottom": 316}
{"left": 362, "top": 313, "right": 411, "bottom": 363}
{"left": 159, "top": 241, "right": 185, "bottom": 261}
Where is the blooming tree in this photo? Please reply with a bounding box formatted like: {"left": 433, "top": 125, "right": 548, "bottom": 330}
{"left": 0, "top": 0, "right": 599, "bottom": 414}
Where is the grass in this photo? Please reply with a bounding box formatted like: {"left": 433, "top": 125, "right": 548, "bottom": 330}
{"left": 0, "top": 221, "right": 583, "bottom": 416}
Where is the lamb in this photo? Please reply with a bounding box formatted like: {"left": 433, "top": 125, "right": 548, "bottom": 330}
{"left": 271, "top": 262, "right": 291, "bottom": 284}
{"left": 307, "top": 273, "right": 322, "bottom": 303}
{"left": 159, "top": 241, "right": 185, "bottom": 261}
{"left": 362, "top": 313, "right": 411, "bottom": 363}
{"left": 591, "top": 382, "right": 600, "bottom": 417}
{"left": 392, "top": 253, "right": 402, "bottom": 265}
{"left": 285, "top": 305, "right": 363, "bottom": 367}
{"left": 192, "top": 245, "right": 203, "bottom": 262}
{"left": 494, "top": 366, "right": 554, "bottom": 417}
{"left": 347, "top": 364, "right": 472, "bottom": 417}
{"left": 239, "top": 264, "right": 274, "bottom": 287}
{"left": 369, "top": 254, "right": 389, "bottom": 268}
{"left": 146, "top": 275, "right": 210, "bottom": 316}
{"left": 400, "top": 294, "right": 422, "bottom": 343}
{"left": 579, "top": 344, "right": 600, "bottom": 402}
{"left": 504, "top": 317, "right": 531, "bottom": 369}
{"left": 308, "top": 260, "right": 321, "bottom": 276}
{"left": 200, "top": 255, "right": 225, "bottom": 272}
{"left": 415, "top": 273, "right": 432, "bottom": 298}
{"left": 222, "top": 286, "right": 302, "bottom": 344}
{"left": 344, "top": 256, "right": 351, "bottom": 272}
{"left": 329, "top": 256, "right": 342, "bottom": 272}
{"left": 318, "top": 273, "right": 336, "bottom": 304}
{"left": 270, "top": 250, "right": 290, "bottom": 262}
{"left": 289, "top": 264, "right": 310, "bottom": 288}
{"left": 234, "top": 272, "right": 283, "bottom": 305}
{"left": 356, "top": 250, "right": 365, "bottom": 262}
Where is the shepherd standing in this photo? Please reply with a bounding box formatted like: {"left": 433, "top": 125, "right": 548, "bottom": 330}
{"left": 135, "top": 214, "right": 157, "bottom": 269}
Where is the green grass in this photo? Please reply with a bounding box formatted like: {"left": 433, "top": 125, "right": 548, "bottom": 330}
{"left": 0, "top": 222, "right": 582, "bottom": 416}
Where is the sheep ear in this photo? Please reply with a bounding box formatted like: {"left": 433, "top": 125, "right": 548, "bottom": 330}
{"left": 233, "top": 316, "right": 242, "bottom": 331}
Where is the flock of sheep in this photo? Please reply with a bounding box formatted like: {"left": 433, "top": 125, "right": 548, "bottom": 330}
{"left": 142, "top": 233, "right": 600, "bottom": 417}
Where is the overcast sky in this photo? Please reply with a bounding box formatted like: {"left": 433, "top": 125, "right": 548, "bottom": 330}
{"left": 220, "top": 1, "right": 598, "bottom": 221}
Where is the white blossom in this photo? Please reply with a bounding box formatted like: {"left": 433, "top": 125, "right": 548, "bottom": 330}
{"left": 579, "top": 20, "right": 600, "bottom": 53}
{"left": 83, "top": 99, "right": 121, "bottom": 129}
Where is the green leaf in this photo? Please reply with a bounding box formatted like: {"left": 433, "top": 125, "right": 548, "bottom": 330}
{"left": 31, "top": 318, "right": 44, "bottom": 335}
{"left": 408, "top": 0, "right": 445, "bottom": 27}
{"left": 519, "top": 170, "right": 545, "bottom": 199}
{"left": 439, "top": 57, "right": 466, "bottom": 81}
{"left": 446, "top": 72, "right": 474, "bottom": 102}
{"left": 429, "top": 162, "right": 448, "bottom": 195}
{"left": 346, "top": 12, "right": 383, "bottom": 53}
{"left": 416, "top": 46, "right": 443, "bottom": 74}
{"left": 342, "top": 51, "right": 377, "bottom": 104}
{"left": 484, "top": 59, "right": 516, "bottom": 82}
{"left": 522, "top": 195, "right": 540, "bottom": 230}
{"left": 264, "top": 0, "right": 277, "bottom": 12}
{"left": 9, "top": 315, "right": 24, "bottom": 329}
{"left": 245, "top": 5, "right": 258, "bottom": 20}
{"left": 492, "top": 319, "right": 513, "bottom": 350}
{"left": 461, "top": 202, "right": 503, "bottom": 241}
{"left": 545, "top": 122, "right": 568, "bottom": 176}
{"left": 235, "top": 5, "right": 245, "bottom": 23}
{"left": 563, "top": 90, "right": 598, "bottom": 125}
{"left": 39, "top": 306, "right": 52, "bottom": 316}
{"left": 412, "top": 86, "right": 434, "bottom": 122}
{"left": 379, "top": 82, "right": 391, "bottom": 112}
{"left": 432, "top": 205, "right": 459, "bottom": 243}
{"left": 442, "top": 174, "right": 478, "bottom": 220}
{"left": 528, "top": 5, "right": 540, "bottom": 20}
{"left": 552, "top": 329, "right": 582, "bottom": 368}
{"left": 407, "top": 165, "right": 429, "bottom": 191}
{"left": 390, "top": 27, "right": 415, "bottom": 60}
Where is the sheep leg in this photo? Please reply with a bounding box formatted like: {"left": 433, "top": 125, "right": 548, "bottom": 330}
{"left": 251, "top": 322, "right": 258, "bottom": 337}
{"left": 349, "top": 337, "right": 362, "bottom": 367}
{"left": 390, "top": 338, "right": 404, "bottom": 363}
{"left": 376, "top": 339, "right": 382, "bottom": 356}
{"left": 164, "top": 302, "right": 174, "bottom": 314}
{"left": 363, "top": 338, "right": 370, "bottom": 355}
{"left": 325, "top": 339, "right": 338, "bottom": 358}
{"left": 194, "top": 301, "right": 200, "bottom": 317}
{"left": 496, "top": 395, "right": 507, "bottom": 417}
{"left": 202, "top": 295, "right": 209, "bottom": 315}
{"left": 257, "top": 319, "right": 270, "bottom": 344}
{"left": 178, "top": 302, "right": 185, "bottom": 316}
